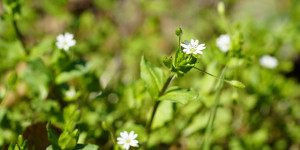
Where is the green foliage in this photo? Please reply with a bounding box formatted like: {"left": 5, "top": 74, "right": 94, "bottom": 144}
{"left": 163, "top": 48, "right": 198, "bottom": 77}
{"left": 158, "top": 87, "right": 198, "bottom": 104}
{"left": 140, "top": 56, "right": 166, "bottom": 99}
{"left": 1, "top": 0, "right": 300, "bottom": 149}
{"left": 58, "top": 129, "right": 79, "bottom": 150}
{"left": 8, "top": 135, "right": 28, "bottom": 150}
{"left": 46, "top": 122, "right": 60, "bottom": 150}
{"left": 3, "top": 0, "right": 22, "bottom": 18}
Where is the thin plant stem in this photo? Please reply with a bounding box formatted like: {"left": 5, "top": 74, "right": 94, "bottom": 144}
{"left": 193, "top": 66, "right": 230, "bottom": 83}
{"left": 108, "top": 127, "right": 116, "bottom": 145}
{"left": 145, "top": 75, "right": 176, "bottom": 148}
{"left": 202, "top": 67, "right": 226, "bottom": 150}
{"left": 146, "top": 75, "right": 176, "bottom": 133}
{"left": 146, "top": 101, "right": 160, "bottom": 134}
{"left": 12, "top": 19, "right": 28, "bottom": 55}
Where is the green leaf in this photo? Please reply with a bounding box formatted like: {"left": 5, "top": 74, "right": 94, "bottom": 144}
{"left": 23, "top": 60, "right": 52, "bottom": 99}
{"left": 3, "top": 0, "right": 22, "bottom": 16}
{"left": 63, "top": 104, "right": 80, "bottom": 125}
{"left": 152, "top": 101, "right": 173, "bottom": 129}
{"left": 58, "top": 131, "right": 77, "bottom": 150}
{"left": 158, "top": 87, "right": 198, "bottom": 104}
{"left": 46, "top": 122, "right": 61, "bottom": 150}
{"left": 46, "top": 145, "right": 53, "bottom": 150}
{"left": 140, "top": 56, "right": 166, "bottom": 99}
{"left": 8, "top": 144, "right": 14, "bottom": 150}
{"left": 55, "top": 64, "right": 89, "bottom": 84}
{"left": 29, "top": 37, "right": 53, "bottom": 60}
{"left": 81, "top": 144, "right": 99, "bottom": 150}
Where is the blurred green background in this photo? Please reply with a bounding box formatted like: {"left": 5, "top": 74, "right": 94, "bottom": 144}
{"left": 1, "top": 0, "right": 300, "bottom": 149}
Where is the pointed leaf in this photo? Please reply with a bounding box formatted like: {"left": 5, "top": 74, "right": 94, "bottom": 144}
{"left": 46, "top": 122, "right": 61, "bottom": 150}
{"left": 140, "top": 56, "right": 165, "bottom": 99}
{"left": 158, "top": 87, "right": 198, "bottom": 104}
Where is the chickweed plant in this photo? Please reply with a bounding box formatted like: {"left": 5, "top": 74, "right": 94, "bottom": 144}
{"left": 1, "top": 0, "right": 300, "bottom": 150}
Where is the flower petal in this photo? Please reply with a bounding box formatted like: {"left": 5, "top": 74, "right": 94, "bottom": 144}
{"left": 123, "top": 143, "right": 130, "bottom": 150}
{"left": 194, "top": 40, "right": 199, "bottom": 46}
{"left": 69, "top": 40, "right": 76, "bottom": 46}
{"left": 191, "top": 39, "right": 195, "bottom": 46}
{"left": 180, "top": 43, "right": 189, "bottom": 49}
{"left": 120, "top": 131, "right": 127, "bottom": 138}
{"left": 63, "top": 45, "right": 70, "bottom": 51}
{"left": 131, "top": 133, "right": 138, "bottom": 139}
{"left": 130, "top": 140, "right": 138, "bottom": 147}
{"left": 129, "top": 131, "right": 134, "bottom": 136}
{"left": 64, "top": 32, "right": 74, "bottom": 40}
{"left": 196, "top": 51, "right": 203, "bottom": 55}
{"left": 56, "top": 35, "right": 64, "bottom": 41}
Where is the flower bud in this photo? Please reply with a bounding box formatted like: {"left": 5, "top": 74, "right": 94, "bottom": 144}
{"left": 175, "top": 27, "right": 182, "bottom": 36}
{"left": 227, "top": 80, "right": 245, "bottom": 88}
{"left": 217, "top": 2, "right": 225, "bottom": 15}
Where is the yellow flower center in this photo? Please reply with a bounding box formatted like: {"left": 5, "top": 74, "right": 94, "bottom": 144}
{"left": 125, "top": 138, "right": 131, "bottom": 144}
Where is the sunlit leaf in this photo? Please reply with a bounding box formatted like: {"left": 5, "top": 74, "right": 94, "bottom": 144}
{"left": 158, "top": 87, "right": 198, "bottom": 104}
{"left": 46, "top": 122, "right": 61, "bottom": 150}
{"left": 140, "top": 56, "right": 166, "bottom": 99}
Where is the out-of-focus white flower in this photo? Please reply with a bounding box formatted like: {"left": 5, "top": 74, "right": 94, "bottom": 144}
{"left": 56, "top": 32, "right": 76, "bottom": 51}
{"left": 216, "top": 34, "right": 231, "bottom": 52}
{"left": 117, "top": 131, "right": 139, "bottom": 150}
{"left": 259, "top": 55, "right": 278, "bottom": 69}
{"left": 65, "top": 89, "right": 76, "bottom": 99}
{"left": 180, "top": 39, "right": 206, "bottom": 55}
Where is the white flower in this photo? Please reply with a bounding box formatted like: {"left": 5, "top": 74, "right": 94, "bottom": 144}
{"left": 65, "top": 89, "right": 76, "bottom": 99}
{"left": 56, "top": 32, "right": 76, "bottom": 51}
{"left": 180, "top": 39, "right": 206, "bottom": 55}
{"left": 117, "top": 131, "right": 139, "bottom": 150}
{"left": 216, "top": 34, "right": 231, "bottom": 52}
{"left": 259, "top": 55, "right": 278, "bottom": 69}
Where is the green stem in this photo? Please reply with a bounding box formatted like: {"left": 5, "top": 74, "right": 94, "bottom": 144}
{"left": 193, "top": 66, "right": 230, "bottom": 82}
{"left": 108, "top": 127, "right": 116, "bottom": 145}
{"left": 12, "top": 19, "right": 28, "bottom": 55}
{"left": 146, "top": 75, "right": 176, "bottom": 133}
{"left": 146, "top": 101, "right": 160, "bottom": 134}
{"left": 202, "top": 67, "right": 226, "bottom": 150}
{"left": 175, "top": 28, "right": 182, "bottom": 65}
{"left": 145, "top": 75, "right": 176, "bottom": 147}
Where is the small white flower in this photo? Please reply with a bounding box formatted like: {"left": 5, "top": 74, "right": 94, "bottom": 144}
{"left": 56, "top": 32, "right": 76, "bottom": 51}
{"left": 216, "top": 34, "right": 231, "bottom": 52}
{"left": 117, "top": 131, "right": 139, "bottom": 150}
{"left": 65, "top": 89, "right": 76, "bottom": 99}
{"left": 180, "top": 39, "right": 206, "bottom": 55}
{"left": 259, "top": 55, "right": 278, "bottom": 69}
